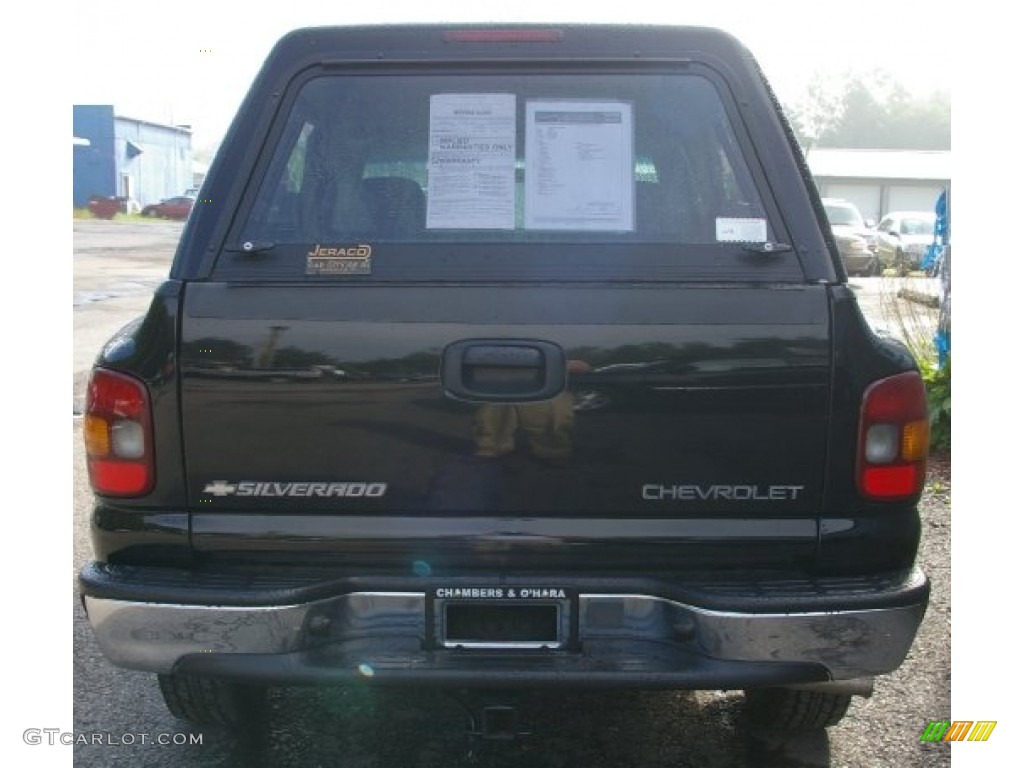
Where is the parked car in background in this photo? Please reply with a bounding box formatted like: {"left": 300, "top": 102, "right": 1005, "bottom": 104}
{"left": 86, "top": 196, "right": 140, "bottom": 218}
{"left": 822, "top": 198, "right": 878, "bottom": 276}
{"left": 874, "top": 211, "right": 937, "bottom": 274}
{"left": 141, "top": 196, "right": 195, "bottom": 220}
{"left": 87, "top": 196, "right": 121, "bottom": 220}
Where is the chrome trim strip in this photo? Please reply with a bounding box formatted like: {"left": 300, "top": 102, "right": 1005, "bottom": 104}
{"left": 191, "top": 514, "right": 817, "bottom": 541}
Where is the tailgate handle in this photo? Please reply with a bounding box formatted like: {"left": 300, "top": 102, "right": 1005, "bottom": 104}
{"left": 441, "top": 339, "right": 567, "bottom": 403}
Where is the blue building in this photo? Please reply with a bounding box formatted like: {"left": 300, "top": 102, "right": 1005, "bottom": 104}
{"left": 73, "top": 105, "right": 192, "bottom": 209}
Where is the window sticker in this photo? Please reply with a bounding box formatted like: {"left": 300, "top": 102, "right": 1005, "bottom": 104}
{"left": 426, "top": 94, "right": 516, "bottom": 229}
{"left": 306, "top": 244, "right": 372, "bottom": 275}
{"left": 715, "top": 217, "right": 768, "bottom": 243}
{"left": 525, "top": 100, "right": 634, "bottom": 231}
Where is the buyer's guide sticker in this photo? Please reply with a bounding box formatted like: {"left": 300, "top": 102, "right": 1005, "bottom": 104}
{"left": 426, "top": 93, "right": 516, "bottom": 230}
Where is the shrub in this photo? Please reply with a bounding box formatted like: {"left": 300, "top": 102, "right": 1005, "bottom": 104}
{"left": 921, "top": 360, "right": 951, "bottom": 453}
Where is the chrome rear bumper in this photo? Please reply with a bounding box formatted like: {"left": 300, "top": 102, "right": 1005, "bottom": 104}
{"left": 83, "top": 573, "right": 927, "bottom": 684}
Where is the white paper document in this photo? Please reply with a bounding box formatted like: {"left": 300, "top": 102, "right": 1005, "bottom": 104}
{"left": 426, "top": 94, "right": 516, "bottom": 229}
{"left": 525, "top": 101, "right": 634, "bottom": 231}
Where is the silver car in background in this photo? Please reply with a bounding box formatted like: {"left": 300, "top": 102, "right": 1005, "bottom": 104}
{"left": 874, "top": 211, "right": 937, "bottom": 275}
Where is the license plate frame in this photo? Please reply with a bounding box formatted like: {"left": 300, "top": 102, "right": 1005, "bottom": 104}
{"left": 430, "top": 587, "right": 575, "bottom": 650}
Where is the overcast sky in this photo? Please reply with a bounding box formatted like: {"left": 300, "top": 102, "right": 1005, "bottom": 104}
{"left": 71, "top": 0, "right": 953, "bottom": 149}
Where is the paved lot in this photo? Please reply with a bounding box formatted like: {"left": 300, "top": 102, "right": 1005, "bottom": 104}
{"left": 72, "top": 220, "right": 950, "bottom": 767}
{"left": 73, "top": 219, "right": 181, "bottom": 412}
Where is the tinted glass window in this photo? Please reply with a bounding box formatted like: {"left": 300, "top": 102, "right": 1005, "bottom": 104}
{"left": 242, "top": 73, "right": 772, "bottom": 246}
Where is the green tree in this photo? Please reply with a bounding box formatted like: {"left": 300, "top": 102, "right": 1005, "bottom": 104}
{"left": 784, "top": 73, "right": 843, "bottom": 151}
{"left": 785, "top": 70, "right": 950, "bottom": 151}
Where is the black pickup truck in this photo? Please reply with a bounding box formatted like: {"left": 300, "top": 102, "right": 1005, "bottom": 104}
{"left": 79, "top": 24, "right": 930, "bottom": 736}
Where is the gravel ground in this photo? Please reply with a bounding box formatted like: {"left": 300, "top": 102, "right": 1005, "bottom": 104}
{"left": 826, "top": 454, "right": 951, "bottom": 768}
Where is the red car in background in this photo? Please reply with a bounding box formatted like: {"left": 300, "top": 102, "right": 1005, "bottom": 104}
{"left": 141, "top": 196, "right": 194, "bottom": 220}
{"left": 87, "top": 196, "right": 122, "bottom": 219}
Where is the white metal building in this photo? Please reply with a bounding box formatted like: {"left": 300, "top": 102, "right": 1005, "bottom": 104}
{"left": 807, "top": 149, "right": 950, "bottom": 223}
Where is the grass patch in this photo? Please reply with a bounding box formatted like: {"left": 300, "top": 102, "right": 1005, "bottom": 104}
{"left": 879, "top": 275, "right": 940, "bottom": 369}
{"left": 71, "top": 210, "right": 177, "bottom": 223}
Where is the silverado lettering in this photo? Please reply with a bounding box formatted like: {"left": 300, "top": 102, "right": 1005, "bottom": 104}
{"left": 202, "top": 481, "right": 388, "bottom": 498}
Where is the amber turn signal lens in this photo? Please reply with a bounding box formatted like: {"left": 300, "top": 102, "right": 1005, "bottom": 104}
{"left": 901, "top": 419, "right": 930, "bottom": 462}
{"left": 83, "top": 415, "right": 110, "bottom": 457}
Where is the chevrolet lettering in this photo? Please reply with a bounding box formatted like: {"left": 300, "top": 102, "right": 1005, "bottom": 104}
{"left": 80, "top": 24, "right": 930, "bottom": 740}
{"left": 642, "top": 484, "right": 806, "bottom": 501}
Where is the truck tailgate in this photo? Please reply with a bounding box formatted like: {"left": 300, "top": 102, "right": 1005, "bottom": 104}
{"left": 180, "top": 282, "right": 830, "bottom": 569}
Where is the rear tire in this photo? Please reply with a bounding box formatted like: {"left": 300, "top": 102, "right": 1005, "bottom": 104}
{"left": 866, "top": 257, "right": 881, "bottom": 277}
{"left": 157, "top": 672, "right": 267, "bottom": 727}
{"left": 744, "top": 688, "right": 852, "bottom": 731}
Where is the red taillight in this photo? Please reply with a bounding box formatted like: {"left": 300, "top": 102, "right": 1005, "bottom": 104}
{"left": 857, "top": 371, "right": 929, "bottom": 501}
{"left": 84, "top": 369, "right": 154, "bottom": 496}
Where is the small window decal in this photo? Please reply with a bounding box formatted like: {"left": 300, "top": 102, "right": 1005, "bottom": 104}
{"left": 306, "top": 244, "right": 373, "bottom": 275}
{"left": 716, "top": 217, "right": 767, "bottom": 243}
